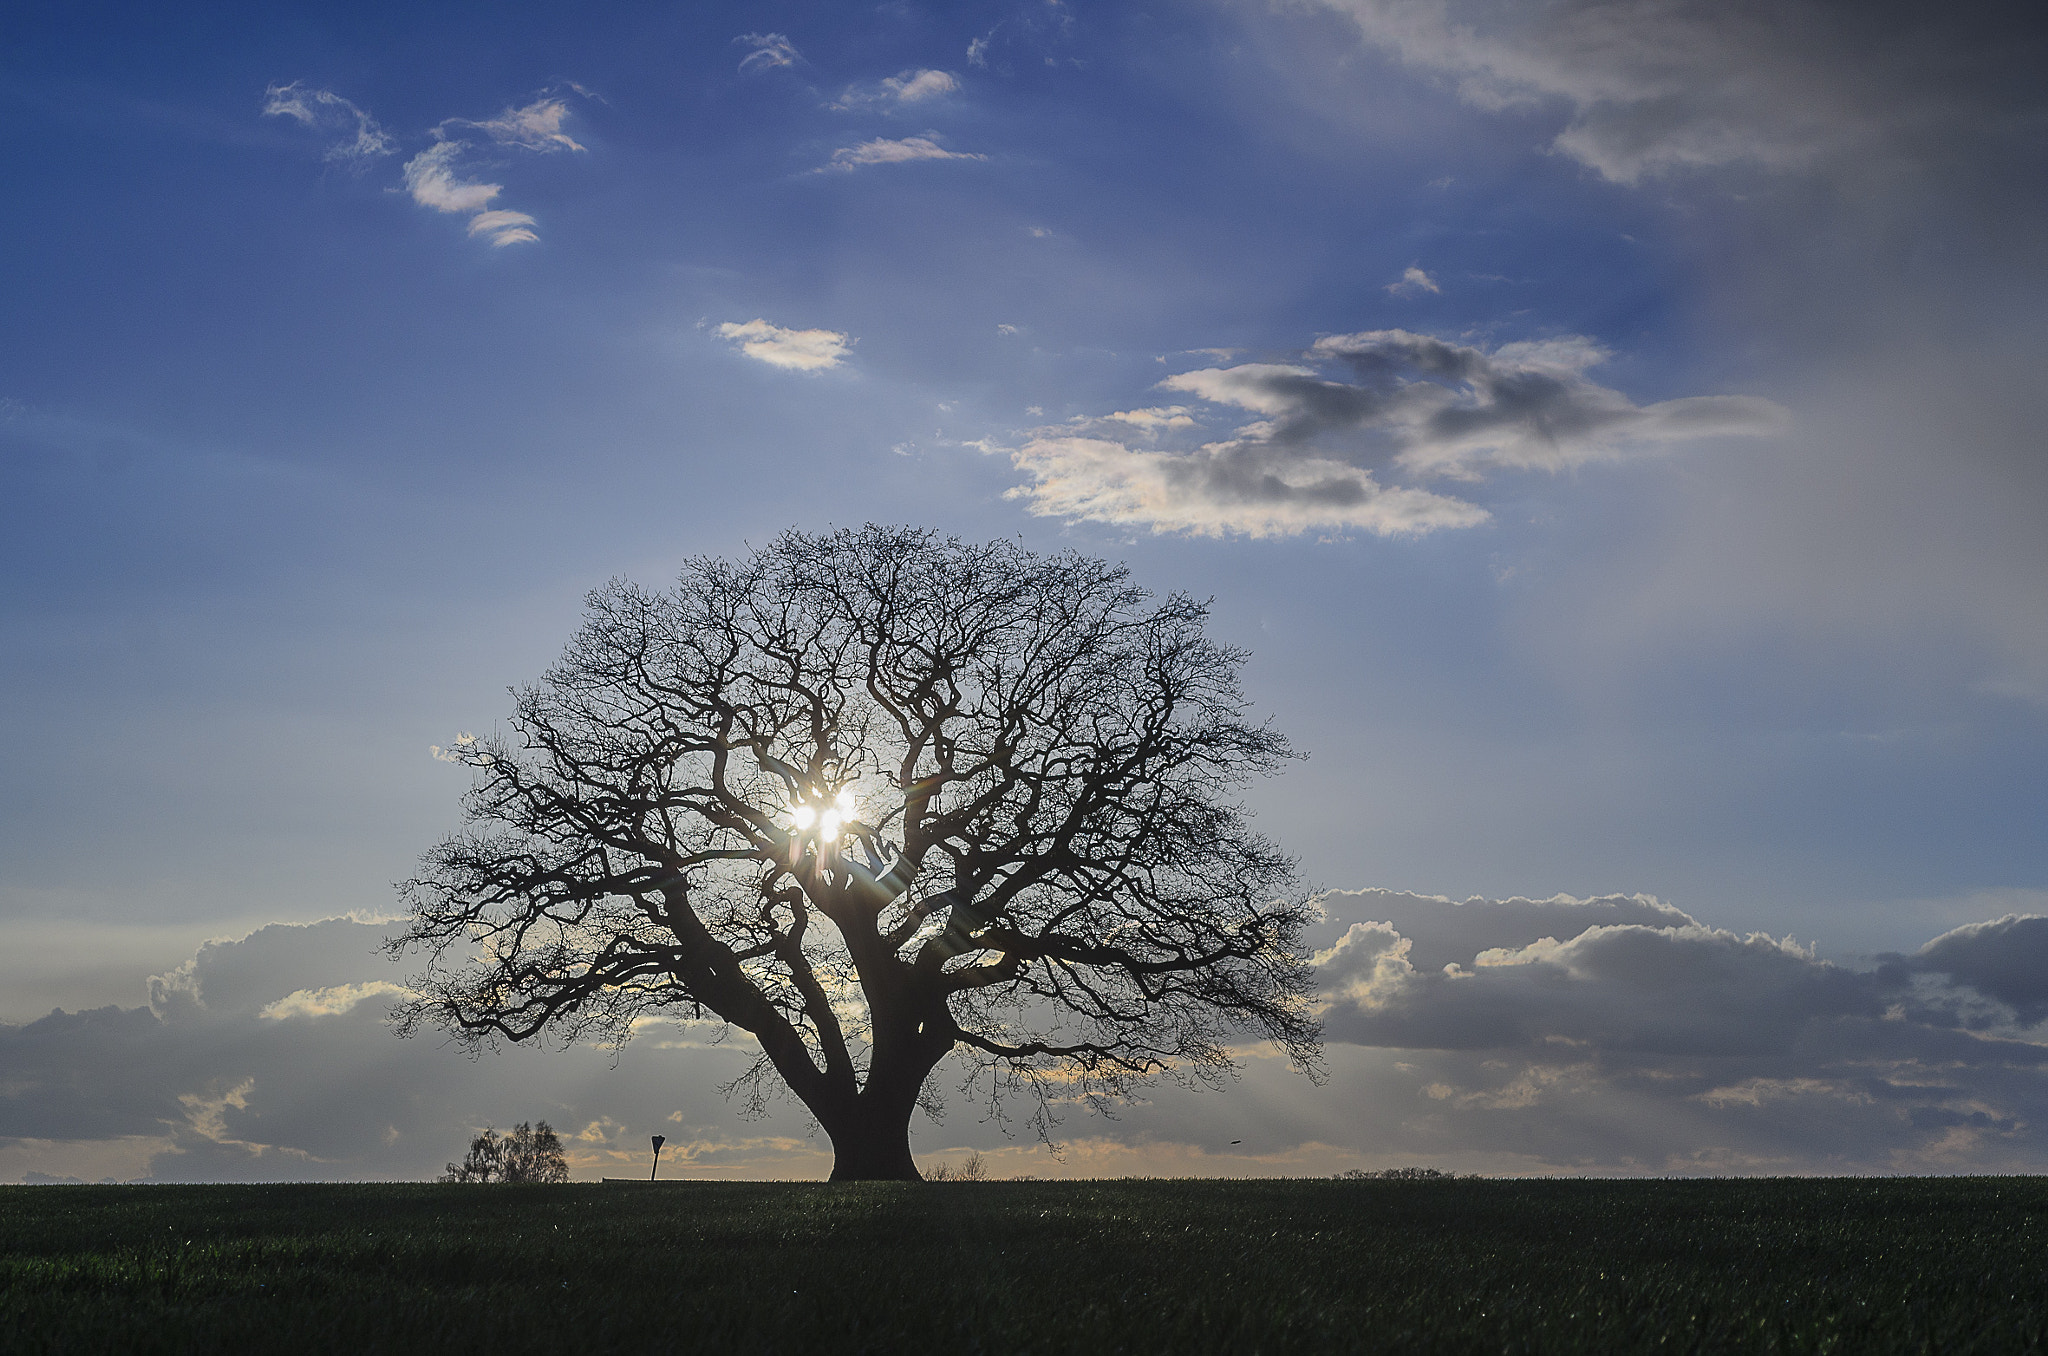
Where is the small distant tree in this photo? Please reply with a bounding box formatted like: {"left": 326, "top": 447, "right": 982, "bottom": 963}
{"left": 927, "top": 1149, "right": 988, "bottom": 1182}
{"left": 394, "top": 526, "right": 1320, "bottom": 1180}
{"left": 440, "top": 1121, "right": 569, "bottom": 1183}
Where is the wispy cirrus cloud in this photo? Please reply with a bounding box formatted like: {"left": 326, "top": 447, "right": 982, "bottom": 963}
{"left": 399, "top": 93, "right": 589, "bottom": 247}
{"left": 826, "top": 135, "right": 985, "bottom": 171}
{"left": 464, "top": 210, "right": 538, "bottom": 248}
{"left": 998, "top": 328, "right": 1784, "bottom": 538}
{"left": 266, "top": 85, "right": 587, "bottom": 248}
{"left": 400, "top": 141, "right": 502, "bottom": 215}
{"left": 449, "top": 95, "right": 587, "bottom": 154}
{"left": 735, "top": 33, "right": 802, "bottom": 74}
{"left": 715, "top": 319, "right": 852, "bottom": 371}
{"left": 833, "top": 69, "right": 962, "bottom": 110}
{"left": 261, "top": 82, "right": 396, "bottom": 166}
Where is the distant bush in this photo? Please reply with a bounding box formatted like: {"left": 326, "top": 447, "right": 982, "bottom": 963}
{"left": 1335, "top": 1167, "right": 1468, "bottom": 1181}
{"left": 440, "top": 1121, "right": 569, "bottom": 1183}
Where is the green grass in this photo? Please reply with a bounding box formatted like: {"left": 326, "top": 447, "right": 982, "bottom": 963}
{"left": 2, "top": 1177, "right": 2044, "bottom": 1353}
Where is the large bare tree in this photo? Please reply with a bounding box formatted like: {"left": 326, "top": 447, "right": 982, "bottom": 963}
{"left": 391, "top": 526, "right": 1318, "bottom": 1180}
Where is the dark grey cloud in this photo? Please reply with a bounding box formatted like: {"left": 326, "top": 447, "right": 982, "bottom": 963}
{"left": 1882, "top": 915, "right": 2048, "bottom": 1025}
{"left": 1315, "top": 0, "right": 2046, "bottom": 183}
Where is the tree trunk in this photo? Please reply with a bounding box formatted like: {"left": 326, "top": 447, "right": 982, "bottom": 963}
{"left": 819, "top": 1037, "right": 941, "bottom": 1181}
{"left": 825, "top": 1107, "right": 922, "bottom": 1181}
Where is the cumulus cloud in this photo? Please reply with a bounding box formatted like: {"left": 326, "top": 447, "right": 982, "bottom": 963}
{"left": 261, "top": 82, "right": 396, "bottom": 166}
{"left": 1000, "top": 328, "right": 1784, "bottom": 537}
{"left": 1386, "top": 265, "right": 1440, "bottom": 297}
{"left": 715, "top": 319, "right": 853, "bottom": 371}
{"left": 1307, "top": 889, "right": 2048, "bottom": 1172}
{"left": 1313, "top": 0, "right": 2043, "bottom": 183}
{"left": 736, "top": 33, "right": 802, "bottom": 73}
{"left": 826, "top": 136, "right": 986, "bottom": 170}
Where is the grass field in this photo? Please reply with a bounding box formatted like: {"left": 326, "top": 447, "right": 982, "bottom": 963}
{"left": 2, "top": 1176, "right": 2043, "bottom": 1353}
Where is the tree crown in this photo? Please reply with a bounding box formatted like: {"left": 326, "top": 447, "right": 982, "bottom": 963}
{"left": 392, "top": 526, "right": 1318, "bottom": 1147}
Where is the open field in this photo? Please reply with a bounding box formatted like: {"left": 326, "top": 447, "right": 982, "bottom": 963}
{"left": 2, "top": 1176, "right": 2043, "bottom": 1353}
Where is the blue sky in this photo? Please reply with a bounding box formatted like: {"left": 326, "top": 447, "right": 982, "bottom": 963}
{"left": 5, "top": 0, "right": 2047, "bottom": 1181}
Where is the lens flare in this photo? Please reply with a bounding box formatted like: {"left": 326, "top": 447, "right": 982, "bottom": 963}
{"left": 789, "top": 804, "right": 816, "bottom": 830}
{"left": 819, "top": 811, "right": 842, "bottom": 841}
{"left": 834, "top": 787, "right": 854, "bottom": 812}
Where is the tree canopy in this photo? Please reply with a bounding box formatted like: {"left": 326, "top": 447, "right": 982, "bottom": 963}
{"left": 391, "top": 526, "right": 1319, "bottom": 1179}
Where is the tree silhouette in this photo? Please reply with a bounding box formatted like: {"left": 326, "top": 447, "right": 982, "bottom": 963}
{"left": 440, "top": 1121, "right": 570, "bottom": 1183}
{"left": 392, "top": 526, "right": 1318, "bottom": 1180}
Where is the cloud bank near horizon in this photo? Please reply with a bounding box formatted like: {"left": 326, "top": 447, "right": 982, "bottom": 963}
{"left": 8, "top": 894, "right": 2048, "bottom": 1182}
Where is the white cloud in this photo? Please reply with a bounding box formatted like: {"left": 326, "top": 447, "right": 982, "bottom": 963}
{"left": 826, "top": 136, "right": 986, "bottom": 170}
{"left": 261, "top": 82, "right": 396, "bottom": 166}
{"left": 456, "top": 96, "right": 586, "bottom": 154}
{"left": 400, "top": 141, "right": 500, "bottom": 214}
{"left": 735, "top": 32, "right": 801, "bottom": 73}
{"left": 715, "top": 319, "right": 853, "bottom": 371}
{"left": 260, "top": 981, "right": 408, "bottom": 1021}
{"left": 266, "top": 84, "right": 584, "bottom": 249}
{"left": 834, "top": 69, "right": 962, "bottom": 111}
{"left": 998, "top": 327, "right": 1783, "bottom": 537}
{"left": 400, "top": 108, "right": 576, "bottom": 247}
{"left": 968, "top": 36, "right": 991, "bottom": 67}
{"left": 886, "top": 69, "right": 960, "bottom": 102}
{"left": 466, "top": 210, "right": 539, "bottom": 248}
{"left": 1386, "top": 265, "right": 1440, "bottom": 297}
{"left": 1100, "top": 406, "right": 1198, "bottom": 432}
